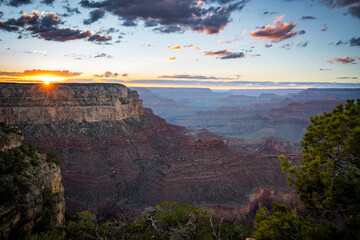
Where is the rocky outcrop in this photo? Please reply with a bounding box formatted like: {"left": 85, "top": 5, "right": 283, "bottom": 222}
{"left": 0, "top": 123, "right": 65, "bottom": 239}
{"left": 0, "top": 83, "right": 143, "bottom": 124}
{"left": 0, "top": 83, "right": 296, "bottom": 221}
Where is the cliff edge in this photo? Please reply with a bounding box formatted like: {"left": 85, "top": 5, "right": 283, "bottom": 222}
{"left": 0, "top": 123, "right": 65, "bottom": 239}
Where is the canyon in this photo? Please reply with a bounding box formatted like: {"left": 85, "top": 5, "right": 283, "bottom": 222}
{"left": 0, "top": 83, "right": 300, "bottom": 220}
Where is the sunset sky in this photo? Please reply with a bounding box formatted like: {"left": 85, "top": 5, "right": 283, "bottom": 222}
{"left": 0, "top": 0, "right": 359, "bottom": 89}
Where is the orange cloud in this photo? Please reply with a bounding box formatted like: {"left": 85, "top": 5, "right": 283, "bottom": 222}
{"left": 0, "top": 69, "right": 82, "bottom": 77}
{"left": 168, "top": 57, "right": 176, "bottom": 60}
{"left": 194, "top": 46, "right": 201, "bottom": 50}
{"left": 250, "top": 16, "right": 299, "bottom": 41}
{"left": 166, "top": 45, "right": 181, "bottom": 50}
{"left": 332, "top": 56, "right": 357, "bottom": 64}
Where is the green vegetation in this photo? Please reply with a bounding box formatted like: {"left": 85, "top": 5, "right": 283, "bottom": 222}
{"left": 46, "top": 150, "right": 61, "bottom": 165}
{"left": 281, "top": 99, "right": 360, "bottom": 220}
{"left": 254, "top": 99, "right": 360, "bottom": 239}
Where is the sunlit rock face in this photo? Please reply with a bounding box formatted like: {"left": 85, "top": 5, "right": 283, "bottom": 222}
{"left": 0, "top": 83, "right": 297, "bottom": 220}
{"left": 0, "top": 83, "right": 143, "bottom": 124}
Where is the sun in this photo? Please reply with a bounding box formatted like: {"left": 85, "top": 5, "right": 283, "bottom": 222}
{"left": 33, "top": 76, "right": 65, "bottom": 83}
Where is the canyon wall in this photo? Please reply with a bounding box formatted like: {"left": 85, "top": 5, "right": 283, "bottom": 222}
{"left": 0, "top": 123, "right": 65, "bottom": 239}
{"left": 0, "top": 83, "right": 297, "bottom": 220}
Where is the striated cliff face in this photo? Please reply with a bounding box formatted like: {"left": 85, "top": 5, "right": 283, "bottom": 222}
{"left": 0, "top": 83, "right": 143, "bottom": 124}
{"left": 0, "top": 83, "right": 296, "bottom": 220}
{"left": 0, "top": 123, "right": 65, "bottom": 239}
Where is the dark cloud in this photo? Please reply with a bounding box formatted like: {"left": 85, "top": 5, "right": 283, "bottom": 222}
{"left": 336, "top": 76, "right": 358, "bottom": 79}
{"left": 349, "top": 37, "right": 360, "bottom": 46}
{"left": 220, "top": 52, "right": 245, "bottom": 59}
{"left": 94, "top": 52, "right": 113, "bottom": 58}
{"left": 122, "top": 19, "right": 137, "bottom": 27}
{"left": 205, "top": 49, "right": 245, "bottom": 59}
{"left": 336, "top": 40, "right": 345, "bottom": 45}
{"left": 84, "top": 8, "right": 105, "bottom": 25}
{"left": 263, "top": 11, "right": 277, "bottom": 15}
{"left": 0, "top": 10, "right": 111, "bottom": 43}
{"left": 88, "top": 33, "right": 112, "bottom": 42}
{"left": 153, "top": 25, "right": 182, "bottom": 33}
{"left": 319, "top": 68, "right": 332, "bottom": 71}
{"left": 298, "top": 29, "right": 306, "bottom": 35}
{"left": 0, "top": 69, "right": 81, "bottom": 77}
{"left": 8, "top": 0, "right": 31, "bottom": 7}
{"left": 265, "top": 44, "right": 273, "bottom": 48}
{"left": 301, "top": 16, "right": 317, "bottom": 20}
{"left": 321, "top": 25, "right": 327, "bottom": 31}
{"left": 79, "top": 0, "right": 248, "bottom": 34}
{"left": 103, "top": 27, "right": 119, "bottom": 34}
{"left": 250, "top": 16, "right": 302, "bottom": 42}
{"left": 41, "top": 0, "right": 54, "bottom": 5}
{"left": 297, "top": 41, "right": 308, "bottom": 47}
{"left": 348, "top": 4, "right": 360, "bottom": 18}
{"left": 62, "top": 4, "right": 81, "bottom": 16}
{"left": 0, "top": 11, "right": 4, "bottom": 18}
{"left": 94, "top": 71, "right": 126, "bottom": 78}
{"left": 322, "top": 0, "right": 360, "bottom": 7}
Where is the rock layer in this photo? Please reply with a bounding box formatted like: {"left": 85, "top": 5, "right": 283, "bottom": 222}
{"left": 0, "top": 83, "right": 297, "bottom": 220}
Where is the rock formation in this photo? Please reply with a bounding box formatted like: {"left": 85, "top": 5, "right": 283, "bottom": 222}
{"left": 0, "top": 123, "right": 65, "bottom": 239}
{"left": 0, "top": 83, "right": 297, "bottom": 221}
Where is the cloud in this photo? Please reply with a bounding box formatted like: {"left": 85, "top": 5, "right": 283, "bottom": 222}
{"left": 79, "top": 0, "right": 248, "bottom": 34}
{"left": 94, "top": 52, "right": 113, "bottom": 58}
{"left": 205, "top": 49, "right": 231, "bottom": 56}
{"left": 153, "top": 25, "right": 182, "bottom": 33}
{"left": 62, "top": 4, "right": 81, "bottom": 16}
{"left": 336, "top": 76, "right": 358, "bottom": 79}
{"left": 88, "top": 33, "right": 112, "bottom": 42}
{"left": 158, "top": 74, "right": 232, "bottom": 80}
{"left": 94, "top": 71, "right": 121, "bottom": 78}
{"left": 321, "top": 25, "right": 327, "bottom": 31}
{"left": 322, "top": 0, "right": 360, "bottom": 7}
{"left": 301, "top": 16, "right": 317, "bottom": 20}
{"left": 166, "top": 45, "right": 181, "bottom": 50}
{"left": 0, "top": 69, "right": 82, "bottom": 77}
{"left": 204, "top": 49, "right": 245, "bottom": 59}
{"left": 41, "top": 0, "right": 54, "bottom": 5}
{"left": 83, "top": 8, "right": 106, "bottom": 25}
{"left": 8, "top": 0, "right": 31, "bottom": 7}
{"left": 348, "top": 4, "right": 360, "bottom": 18}
{"left": 265, "top": 44, "right": 273, "bottom": 48}
{"left": 297, "top": 41, "right": 308, "bottom": 48}
{"left": 220, "top": 52, "right": 245, "bottom": 59}
{"left": 168, "top": 57, "right": 176, "bottom": 61}
{"left": 319, "top": 68, "right": 332, "bottom": 71}
{"left": 330, "top": 56, "right": 357, "bottom": 64}
{"left": 219, "top": 36, "right": 241, "bottom": 44}
{"left": 23, "top": 50, "right": 47, "bottom": 56}
{"left": 250, "top": 16, "right": 301, "bottom": 42}
{"left": 350, "top": 37, "right": 360, "bottom": 46}
{"left": 0, "top": 11, "right": 112, "bottom": 43}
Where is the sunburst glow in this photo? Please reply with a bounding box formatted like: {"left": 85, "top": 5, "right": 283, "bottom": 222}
{"left": 28, "top": 76, "right": 66, "bottom": 83}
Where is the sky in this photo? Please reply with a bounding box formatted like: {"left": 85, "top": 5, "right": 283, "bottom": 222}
{"left": 0, "top": 0, "right": 359, "bottom": 89}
